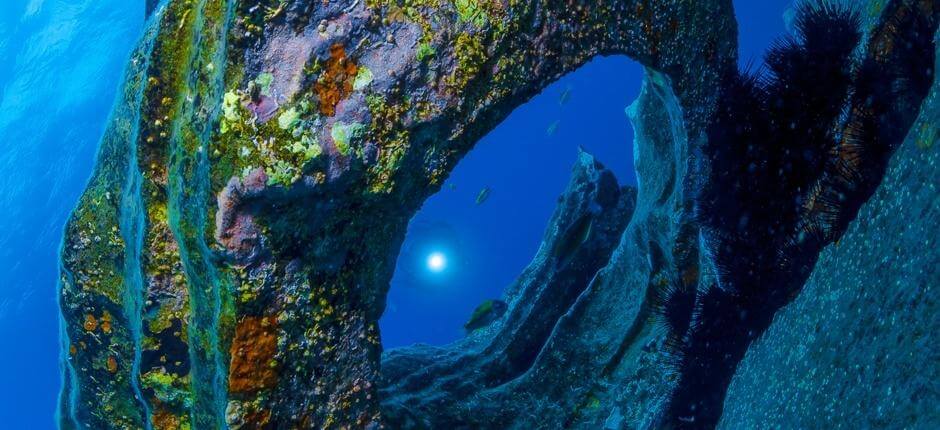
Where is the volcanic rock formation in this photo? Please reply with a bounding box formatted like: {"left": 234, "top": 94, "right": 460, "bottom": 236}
{"left": 58, "top": 0, "right": 937, "bottom": 429}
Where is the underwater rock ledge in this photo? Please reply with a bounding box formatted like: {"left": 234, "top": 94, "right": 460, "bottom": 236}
{"left": 58, "top": 0, "right": 937, "bottom": 429}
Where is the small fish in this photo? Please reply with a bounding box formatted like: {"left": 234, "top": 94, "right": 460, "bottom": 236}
{"left": 546, "top": 120, "right": 559, "bottom": 136}
{"left": 448, "top": 183, "right": 457, "bottom": 190}
{"left": 559, "top": 85, "right": 572, "bottom": 105}
{"left": 464, "top": 299, "right": 508, "bottom": 333}
{"left": 475, "top": 186, "right": 491, "bottom": 205}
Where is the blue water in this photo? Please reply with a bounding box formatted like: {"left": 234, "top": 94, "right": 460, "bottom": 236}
{"left": 0, "top": 0, "right": 789, "bottom": 425}
{"left": 0, "top": 1, "right": 143, "bottom": 427}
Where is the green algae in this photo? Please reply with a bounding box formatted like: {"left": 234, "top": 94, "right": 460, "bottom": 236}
{"left": 277, "top": 107, "right": 301, "bottom": 130}
{"left": 449, "top": 32, "right": 486, "bottom": 92}
{"left": 331, "top": 121, "right": 366, "bottom": 156}
{"left": 416, "top": 42, "right": 436, "bottom": 62}
{"left": 454, "top": 0, "right": 489, "bottom": 26}
{"left": 215, "top": 88, "right": 326, "bottom": 186}
{"left": 353, "top": 67, "right": 374, "bottom": 91}
{"left": 255, "top": 72, "right": 274, "bottom": 96}
{"left": 221, "top": 90, "right": 241, "bottom": 124}
{"left": 365, "top": 93, "right": 412, "bottom": 192}
{"left": 142, "top": 370, "right": 194, "bottom": 409}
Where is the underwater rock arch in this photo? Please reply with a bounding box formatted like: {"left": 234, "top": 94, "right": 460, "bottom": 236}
{"left": 59, "top": 1, "right": 734, "bottom": 427}
{"left": 57, "top": 0, "right": 936, "bottom": 429}
{"left": 380, "top": 64, "right": 691, "bottom": 429}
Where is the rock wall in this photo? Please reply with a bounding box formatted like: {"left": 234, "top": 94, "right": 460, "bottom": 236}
{"left": 719, "top": 29, "right": 940, "bottom": 429}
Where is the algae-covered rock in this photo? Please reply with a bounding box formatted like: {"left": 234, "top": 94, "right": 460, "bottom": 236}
{"left": 59, "top": 0, "right": 936, "bottom": 428}
{"left": 61, "top": 0, "right": 736, "bottom": 427}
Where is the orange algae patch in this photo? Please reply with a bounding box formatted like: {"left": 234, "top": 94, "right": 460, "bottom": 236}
{"left": 83, "top": 314, "right": 98, "bottom": 332}
{"left": 107, "top": 356, "right": 118, "bottom": 373}
{"left": 151, "top": 407, "right": 182, "bottom": 430}
{"left": 244, "top": 409, "right": 272, "bottom": 429}
{"left": 314, "top": 43, "right": 358, "bottom": 117}
{"left": 100, "top": 311, "right": 113, "bottom": 334}
{"left": 228, "top": 316, "right": 279, "bottom": 394}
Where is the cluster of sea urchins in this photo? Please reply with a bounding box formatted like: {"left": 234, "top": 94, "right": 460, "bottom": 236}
{"left": 648, "top": 1, "right": 937, "bottom": 429}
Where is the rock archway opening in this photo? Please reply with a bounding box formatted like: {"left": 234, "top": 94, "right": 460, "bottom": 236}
{"left": 60, "top": 0, "right": 746, "bottom": 427}
{"left": 380, "top": 55, "right": 643, "bottom": 350}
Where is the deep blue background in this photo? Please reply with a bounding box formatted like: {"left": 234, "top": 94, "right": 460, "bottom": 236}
{"left": 0, "top": 1, "right": 790, "bottom": 426}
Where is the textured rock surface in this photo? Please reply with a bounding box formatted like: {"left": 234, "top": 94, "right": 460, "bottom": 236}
{"left": 57, "top": 0, "right": 937, "bottom": 428}
{"left": 649, "top": 3, "right": 938, "bottom": 427}
{"left": 719, "top": 31, "right": 940, "bottom": 429}
{"left": 59, "top": 0, "right": 735, "bottom": 428}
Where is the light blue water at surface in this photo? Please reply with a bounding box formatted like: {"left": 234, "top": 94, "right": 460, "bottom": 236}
{"left": 0, "top": 1, "right": 142, "bottom": 427}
